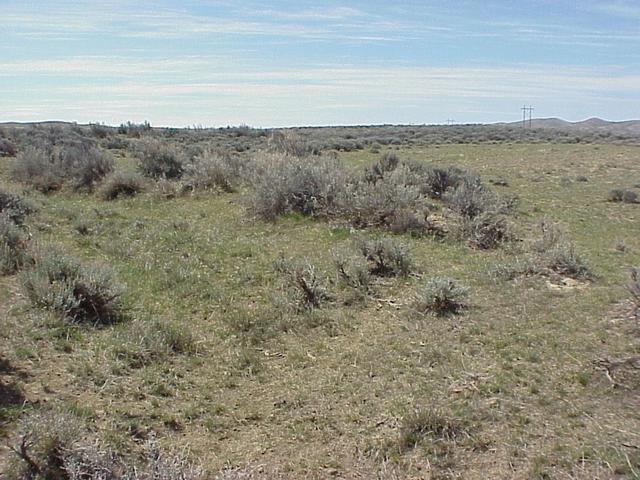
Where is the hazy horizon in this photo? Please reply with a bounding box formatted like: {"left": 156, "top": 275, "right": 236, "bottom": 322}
{"left": 3, "top": 0, "right": 640, "bottom": 127}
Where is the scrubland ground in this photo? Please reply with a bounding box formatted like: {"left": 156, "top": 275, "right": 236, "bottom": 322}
{"left": 1, "top": 137, "right": 639, "bottom": 479}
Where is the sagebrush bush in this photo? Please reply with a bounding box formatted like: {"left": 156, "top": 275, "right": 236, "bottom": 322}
{"left": 0, "top": 137, "right": 17, "bottom": 157}
{"left": 608, "top": 188, "right": 638, "bottom": 203}
{"left": 11, "top": 146, "right": 63, "bottom": 193}
{"left": 137, "top": 140, "right": 185, "bottom": 179}
{"left": 333, "top": 252, "right": 372, "bottom": 292}
{"left": 444, "top": 179, "right": 499, "bottom": 219}
{"left": 0, "top": 215, "right": 30, "bottom": 275}
{"left": 357, "top": 237, "right": 412, "bottom": 277}
{"left": 404, "top": 162, "right": 468, "bottom": 199}
{"left": 10, "top": 144, "right": 113, "bottom": 192}
{"left": 7, "top": 410, "right": 204, "bottom": 480}
{"left": 346, "top": 165, "right": 427, "bottom": 231}
{"left": 0, "top": 187, "right": 35, "bottom": 225}
{"left": 268, "top": 130, "right": 310, "bottom": 157}
{"left": 275, "top": 258, "right": 331, "bottom": 311}
{"left": 20, "top": 249, "right": 125, "bottom": 325}
{"left": 182, "top": 150, "right": 243, "bottom": 193}
{"left": 364, "top": 152, "right": 400, "bottom": 183}
{"left": 248, "top": 153, "right": 347, "bottom": 220}
{"left": 413, "top": 277, "right": 469, "bottom": 315}
{"left": 100, "top": 170, "right": 146, "bottom": 200}
{"left": 459, "top": 212, "right": 510, "bottom": 249}
{"left": 533, "top": 221, "right": 591, "bottom": 279}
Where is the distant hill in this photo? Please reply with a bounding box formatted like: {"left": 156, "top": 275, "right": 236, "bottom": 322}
{"left": 500, "top": 117, "right": 640, "bottom": 136}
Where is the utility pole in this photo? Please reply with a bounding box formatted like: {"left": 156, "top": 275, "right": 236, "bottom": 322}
{"left": 521, "top": 105, "right": 534, "bottom": 127}
{"left": 446, "top": 118, "right": 455, "bottom": 126}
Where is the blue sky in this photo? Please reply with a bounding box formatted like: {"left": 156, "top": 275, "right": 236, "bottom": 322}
{"left": 2, "top": 0, "right": 640, "bottom": 127}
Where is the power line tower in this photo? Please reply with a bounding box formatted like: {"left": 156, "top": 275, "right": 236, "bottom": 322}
{"left": 521, "top": 105, "right": 534, "bottom": 127}
{"left": 446, "top": 118, "right": 455, "bottom": 126}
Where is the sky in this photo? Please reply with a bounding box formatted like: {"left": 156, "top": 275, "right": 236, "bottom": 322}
{"left": 2, "top": 0, "right": 640, "bottom": 127}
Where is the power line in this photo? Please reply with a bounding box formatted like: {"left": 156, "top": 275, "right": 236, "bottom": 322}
{"left": 521, "top": 105, "right": 534, "bottom": 127}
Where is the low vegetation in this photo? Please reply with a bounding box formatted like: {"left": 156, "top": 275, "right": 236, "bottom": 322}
{"left": 20, "top": 249, "right": 125, "bottom": 325}
{"left": 10, "top": 143, "right": 113, "bottom": 192}
{"left": 413, "top": 277, "right": 470, "bottom": 316}
{"left": 0, "top": 124, "right": 638, "bottom": 478}
{"left": 608, "top": 188, "right": 638, "bottom": 203}
{"left": 100, "top": 170, "right": 146, "bottom": 200}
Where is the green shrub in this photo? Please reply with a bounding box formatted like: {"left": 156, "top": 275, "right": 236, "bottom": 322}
{"left": 100, "top": 170, "right": 146, "bottom": 200}
{"left": 20, "top": 249, "right": 125, "bottom": 325}
{"left": 0, "top": 216, "right": 30, "bottom": 275}
{"left": 357, "top": 237, "right": 412, "bottom": 277}
{"left": 137, "top": 140, "right": 185, "bottom": 179}
{"left": 413, "top": 277, "right": 469, "bottom": 316}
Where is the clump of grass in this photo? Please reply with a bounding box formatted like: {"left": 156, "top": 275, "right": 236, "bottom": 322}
{"left": 223, "top": 304, "right": 293, "bottom": 345}
{"left": 136, "top": 140, "right": 185, "bottom": 179}
{"left": 109, "top": 318, "right": 196, "bottom": 369}
{"left": 72, "top": 218, "right": 91, "bottom": 235}
{"left": 397, "top": 408, "right": 468, "bottom": 454}
{"left": 413, "top": 277, "right": 469, "bottom": 316}
{"left": 182, "top": 150, "right": 244, "bottom": 193}
{"left": 608, "top": 188, "right": 638, "bottom": 204}
{"left": 0, "top": 215, "right": 30, "bottom": 275}
{"left": 20, "top": 249, "right": 125, "bottom": 325}
{"left": 100, "top": 170, "right": 146, "bottom": 200}
{"left": 357, "top": 237, "right": 413, "bottom": 277}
